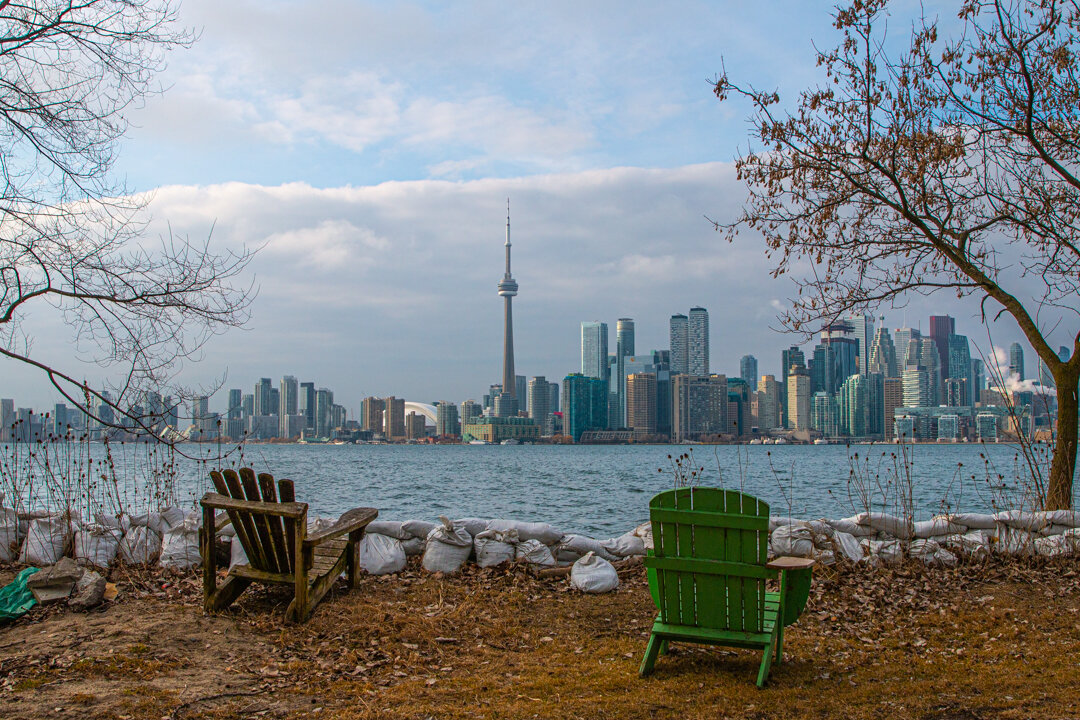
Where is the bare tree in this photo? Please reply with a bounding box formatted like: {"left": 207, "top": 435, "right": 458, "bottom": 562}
{"left": 715, "top": 0, "right": 1080, "bottom": 509}
{"left": 0, "top": 1, "right": 254, "bottom": 436}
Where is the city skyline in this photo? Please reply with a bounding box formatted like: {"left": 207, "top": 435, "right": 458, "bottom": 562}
{"left": 0, "top": 2, "right": 1070, "bottom": 412}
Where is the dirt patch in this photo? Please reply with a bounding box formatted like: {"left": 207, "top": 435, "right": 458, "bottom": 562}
{"left": 2, "top": 557, "right": 1080, "bottom": 719}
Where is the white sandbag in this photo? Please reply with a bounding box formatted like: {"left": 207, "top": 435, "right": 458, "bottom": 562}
{"left": 365, "top": 520, "right": 411, "bottom": 540}
{"left": 230, "top": 536, "right": 248, "bottom": 568}
{"left": 555, "top": 534, "right": 618, "bottom": 562}
{"left": 160, "top": 512, "right": 202, "bottom": 569}
{"left": 515, "top": 538, "right": 555, "bottom": 566}
{"left": 401, "top": 536, "right": 426, "bottom": 556}
{"left": 0, "top": 507, "right": 24, "bottom": 563}
{"left": 913, "top": 517, "right": 966, "bottom": 539}
{"left": 94, "top": 512, "right": 132, "bottom": 534}
{"left": 485, "top": 519, "right": 563, "bottom": 545}
{"left": 1035, "top": 534, "right": 1080, "bottom": 557}
{"left": 20, "top": 514, "right": 75, "bottom": 566}
{"left": 830, "top": 531, "right": 864, "bottom": 563}
{"left": 308, "top": 516, "right": 337, "bottom": 534}
{"left": 402, "top": 519, "right": 438, "bottom": 539}
{"left": 1037, "top": 524, "right": 1072, "bottom": 537}
{"left": 359, "top": 533, "right": 407, "bottom": 575}
{"left": 811, "top": 532, "right": 833, "bottom": 551}
{"left": 946, "top": 513, "right": 996, "bottom": 530}
{"left": 632, "top": 521, "right": 654, "bottom": 550}
{"left": 1033, "top": 510, "right": 1080, "bottom": 529}
{"left": 600, "top": 531, "right": 646, "bottom": 558}
{"left": 769, "top": 516, "right": 808, "bottom": 532}
{"left": 769, "top": 525, "right": 814, "bottom": 558}
{"left": 422, "top": 517, "right": 472, "bottom": 573}
{"left": 131, "top": 507, "right": 186, "bottom": 535}
{"left": 119, "top": 525, "right": 162, "bottom": 565}
{"left": 570, "top": 552, "right": 619, "bottom": 593}
{"left": 855, "top": 512, "right": 913, "bottom": 540}
{"left": 909, "top": 539, "right": 958, "bottom": 567}
{"left": 861, "top": 539, "right": 903, "bottom": 566}
{"left": 943, "top": 532, "right": 990, "bottom": 560}
{"left": 453, "top": 518, "right": 491, "bottom": 538}
{"left": 825, "top": 517, "right": 875, "bottom": 538}
{"left": 473, "top": 528, "right": 518, "bottom": 568}
{"left": 993, "top": 510, "right": 1048, "bottom": 533}
{"left": 814, "top": 548, "right": 837, "bottom": 566}
{"left": 74, "top": 524, "right": 122, "bottom": 568}
{"left": 995, "top": 526, "right": 1036, "bottom": 555}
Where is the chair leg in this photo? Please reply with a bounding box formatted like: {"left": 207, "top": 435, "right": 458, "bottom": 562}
{"left": 774, "top": 624, "right": 785, "bottom": 666}
{"left": 639, "top": 634, "right": 663, "bottom": 677}
{"left": 658, "top": 639, "right": 669, "bottom": 656}
{"left": 756, "top": 640, "right": 774, "bottom": 689}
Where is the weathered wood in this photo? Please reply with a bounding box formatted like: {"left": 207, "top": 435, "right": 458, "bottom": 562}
{"left": 291, "top": 505, "right": 309, "bottom": 623}
{"left": 210, "top": 575, "right": 253, "bottom": 612}
{"left": 766, "top": 556, "right": 816, "bottom": 570}
{"left": 241, "top": 468, "right": 279, "bottom": 574}
{"left": 278, "top": 478, "right": 297, "bottom": 571}
{"left": 223, "top": 469, "right": 267, "bottom": 572}
{"left": 259, "top": 472, "right": 292, "bottom": 573}
{"left": 304, "top": 507, "right": 378, "bottom": 548}
{"left": 201, "top": 503, "right": 218, "bottom": 610}
{"left": 201, "top": 492, "right": 307, "bottom": 518}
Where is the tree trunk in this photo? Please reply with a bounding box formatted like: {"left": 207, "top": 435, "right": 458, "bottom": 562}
{"left": 1046, "top": 368, "right": 1079, "bottom": 511}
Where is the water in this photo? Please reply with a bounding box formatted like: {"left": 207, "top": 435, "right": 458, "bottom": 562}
{"left": 3, "top": 442, "right": 1067, "bottom": 537}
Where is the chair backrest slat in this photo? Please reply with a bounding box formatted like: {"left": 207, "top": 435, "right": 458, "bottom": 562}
{"left": 278, "top": 478, "right": 298, "bottom": 571}
{"left": 240, "top": 468, "right": 279, "bottom": 574}
{"left": 222, "top": 469, "right": 268, "bottom": 572}
{"left": 259, "top": 472, "right": 293, "bottom": 574}
{"left": 648, "top": 487, "right": 771, "bottom": 634}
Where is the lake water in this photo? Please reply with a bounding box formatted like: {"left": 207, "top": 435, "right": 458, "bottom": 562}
{"left": 2, "top": 442, "right": 1068, "bottom": 537}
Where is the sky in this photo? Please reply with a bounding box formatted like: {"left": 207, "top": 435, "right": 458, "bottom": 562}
{"left": 1, "top": 0, "right": 1067, "bottom": 414}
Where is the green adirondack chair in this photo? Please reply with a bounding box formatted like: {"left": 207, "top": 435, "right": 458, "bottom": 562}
{"left": 639, "top": 487, "right": 814, "bottom": 688}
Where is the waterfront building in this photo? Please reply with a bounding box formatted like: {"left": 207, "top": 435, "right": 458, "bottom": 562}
{"left": 279, "top": 376, "right": 298, "bottom": 438}
{"left": 460, "top": 400, "right": 481, "bottom": 430}
{"left": 406, "top": 412, "right": 426, "bottom": 440}
{"left": 920, "top": 338, "right": 942, "bottom": 404}
{"left": 848, "top": 313, "right": 875, "bottom": 376}
{"left": 616, "top": 318, "right": 635, "bottom": 427}
{"left": 361, "top": 397, "right": 385, "bottom": 433}
{"left": 688, "top": 307, "right": 710, "bottom": 375}
{"left": 972, "top": 359, "right": 985, "bottom": 396}
{"left": 626, "top": 373, "right": 658, "bottom": 436}
{"left": 192, "top": 395, "right": 212, "bottom": 436}
{"left": 977, "top": 413, "right": 999, "bottom": 441}
{"left": 780, "top": 346, "right": 805, "bottom": 427}
{"left": 382, "top": 395, "right": 404, "bottom": 439}
{"left": 812, "top": 391, "right": 839, "bottom": 438}
{"left": 462, "top": 416, "right": 541, "bottom": 443}
{"left": 902, "top": 368, "right": 931, "bottom": 408}
{"left": 528, "top": 376, "right": 554, "bottom": 434}
{"left": 757, "top": 375, "right": 782, "bottom": 431}
{"left": 254, "top": 378, "right": 273, "bottom": 417}
{"left": 894, "top": 415, "right": 915, "bottom": 441}
{"left": 436, "top": 402, "right": 461, "bottom": 437}
{"left": 867, "top": 326, "right": 899, "bottom": 378}
{"left": 316, "top": 388, "right": 335, "bottom": 438}
{"left": 727, "top": 377, "right": 751, "bottom": 437}
{"left": 562, "top": 373, "right": 608, "bottom": 441}
{"left": 787, "top": 368, "right": 811, "bottom": 431}
{"left": 494, "top": 392, "right": 517, "bottom": 418}
{"left": 669, "top": 314, "right": 688, "bottom": 375}
{"left": 1009, "top": 342, "right": 1025, "bottom": 379}
{"left": 299, "top": 382, "right": 316, "bottom": 431}
{"left": 672, "top": 374, "right": 729, "bottom": 442}
{"left": 581, "top": 321, "right": 609, "bottom": 382}
{"left": 497, "top": 202, "right": 520, "bottom": 414}
{"left": 929, "top": 315, "right": 955, "bottom": 381}
{"left": 1, "top": 398, "right": 14, "bottom": 442}
{"left": 947, "top": 334, "right": 973, "bottom": 407}
{"left": 241, "top": 393, "right": 254, "bottom": 419}
{"left": 894, "top": 328, "right": 920, "bottom": 367}
{"left": 811, "top": 322, "right": 858, "bottom": 396}
{"left": 839, "top": 375, "right": 866, "bottom": 437}
{"left": 937, "top": 414, "right": 960, "bottom": 441}
{"left": 547, "top": 383, "right": 559, "bottom": 426}
{"left": 247, "top": 414, "right": 277, "bottom": 440}
{"left": 740, "top": 355, "right": 758, "bottom": 387}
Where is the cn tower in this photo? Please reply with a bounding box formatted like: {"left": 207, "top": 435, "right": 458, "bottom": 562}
{"left": 498, "top": 199, "right": 518, "bottom": 408}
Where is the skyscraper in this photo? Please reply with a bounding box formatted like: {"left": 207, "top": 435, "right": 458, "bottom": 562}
{"left": 528, "top": 376, "right": 552, "bottom": 433}
{"left": 0, "top": 398, "right": 13, "bottom": 442}
{"left": 688, "top": 307, "right": 710, "bottom": 375}
{"left": 626, "top": 373, "right": 658, "bottom": 435}
{"left": 498, "top": 201, "right": 519, "bottom": 414}
{"left": 1009, "top": 342, "right": 1025, "bottom": 380}
{"left": 254, "top": 378, "right": 273, "bottom": 417}
{"left": 669, "top": 314, "right": 688, "bottom": 375}
{"left": 757, "top": 375, "right": 781, "bottom": 431}
{"left": 780, "top": 345, "right": 805, "bottom": 428}
{"left": 616, "top": 318, "right": 635, "bottom": 427}
{"left": 581, "top": 321, "right": 608, "bottom": 380}
{"left": 562, "top": 373, "right": 608, "bottom": 442}
{"left": 867, "top": 326, "right": 899, "bottom": 378}
{"left": 740, "top": 355, "right": 758, "bottom": 387}
{"left": 786, "top": 368, "right": 810, "bottom": 431}
{"left": 299, "top": 382, "right": 316, "bottom": 431}
{"left": 672, "top": 374, "right": 728, "bottom": 442}
{"left": 929, "top": 316, "right": 955, "bottom": 379}
{"left": 947, "top": 334, "right": 973, "bottom": 406}
{"left": 848, "top": 313, "right": 875, "bottom": 376}
{"left": 279, "top": 375, "right": 298, "bottom": 438}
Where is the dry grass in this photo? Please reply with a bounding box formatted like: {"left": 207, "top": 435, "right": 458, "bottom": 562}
{"left": 2, "top": 557, "right": 1080, "bottom": 719}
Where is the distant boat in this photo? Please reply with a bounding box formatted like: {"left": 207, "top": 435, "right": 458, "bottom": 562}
{"left": 773, "top": 438, "right": 789, "bottom": 444}
{"left": 469, "top": 440, "right": 491, "bottom": 445}
{"left": 813, "top": 439, "right": 828, "bottom": 445}
{"left": 500, "top": 438, "right": 520, "bottom": 445}
{"left": 749, "top": 438, "right": 763, "bottom": 445}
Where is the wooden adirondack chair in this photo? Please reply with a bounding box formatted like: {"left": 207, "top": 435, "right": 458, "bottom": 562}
{"left": 199, "top": 468, "right": 377, "bottom": 622}
{"left": 639, "top": 487, "right": 814, "bottom": 688}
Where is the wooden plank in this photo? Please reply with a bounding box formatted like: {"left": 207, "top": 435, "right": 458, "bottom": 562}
{"left": 223, "top": 470, "right": 268, "bottom": 572}
{"left": 649, "top": 621, "right": 772, "bottom": 647}
{"left": 304, "top": 508, "right": 378, "bottom": 548}
{"left": 645, "top": 555, "right": 774, "bottom": 579}
{"left": 241, "top": 468, "right": 279, "bottom": 574}
{"left": 201, "top": 502, "right": 218, "bottom": 611}
{"left": 259, "top": 473, "right": 292, "bottom": 573}
{"left": 689, "top": 488, "right": 724, "bottom": 631}
{"left": 230, "top": 564, "right": 294, "bottom": 584}
{"left": 649, "top": 509, "right": 769, "bottom": 530}
{"left": 724, "top": 491, "right": 746, "bottom": 633}
{"left": 278, "top": 478, "right": 297, "bottom": 571}
{"left": 656, "top": 494, "right": 679, "bottom": 626}
{"left": 675, "top": 488, "right": 696, "bottom": 628}
{"left": 209, "top": 575, "right": 253, "bottom": 611}
{"left": 766, "top": 557, "right": 816, "bottom": 570}
{"left": 292, "top": 505, "right": 309, "bottom": 622}
{"left": 208, "top": 473, "right": 254, "bottom": 576}
{"left": 201, "top": 492, "right": 307, "bottom": 518}
{"left": 737, "top": 493, "right": 761, "bottom": 633}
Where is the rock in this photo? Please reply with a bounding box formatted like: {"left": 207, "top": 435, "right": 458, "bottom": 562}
{"left": 69, "top": 569, "right": 107, "bottom": 610}
{"left": 27, "top": 557, "right": 84, "bottom": 604}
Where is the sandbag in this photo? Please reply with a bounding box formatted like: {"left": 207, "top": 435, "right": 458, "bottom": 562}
{"left": 515, "top": 538, "right": 555, "bottom": 566}
{"left": 401, "top": 536, "right": 426, "bottom": 556}
{"left": 861, "top": 539, "right": 903, "bottom": 566}
{"left": 1037, "top": 524, "right": 1072, "bottom": 537}
{"left": 0, "top": 508, "right": 24, "bottom": 563}
{"left": 769, "top": 516, "right": 807, "bottom": 532}
{"left": 909, "top": 539, "right": 958, "bottom": 567}
{"left": 94, "top": 512, "right": 131, "bottom": 534}
{"left": 359, "top": 533, "right": 407, "bottom": 575}
{"left": 119, "top": 525, "right": 162, "bottom": 565}
{"left": 825, "top": 517, "right": 875, "bottom": 538}
{"left": 474, "top": 529, "right": 518, "bottom": 568}
{"left": 913, "top": 517, "right": 966, "bottom": 539}
{"left": 555, "top": 534, "right": 618, "bottom": 562}
{"left": 453, "top": 518, "right": 491, "bottom": 538}
{"left": 422, "top": 517, "right": 472, "bottom": 573}
{"left": 1033, "top": 510, "right": 1080, "bottom": 529}
{"left": 946, "top": 513, "right": 997, "bottom": 530}
{"left": 600, "top": 531, "right": 646, "bottom": 558}
{"left": 570, "top": 552, "right": 619, "bottom": 593}
{"left": 230, "top": 536, "right": 248, "bottom": 568}
{"left": 131, "top": 507, "right": 186, "bottom": 535}
{"left": 995, "top": 526, "right": 1036, "bottom": 555}
{"left": 73, "top": 524, "right": 122, "bottom": 568}
{"left": 943, "top": 532, "right": 991, "bottom": 560}
{"left": 855, "top": 512, "right": 913, "bottom": 540}
{"left": 994, "top": 510, "right": 1048, "bottom": 533}
{"left": 830, "top": 530, "right": 864, "bottom": 563}
{"left": 20, "top": 514, "right": 74, "bottom": 566}
{"left": 632, "top": 521, "right": 653, "bottom": 550}
{"left": 769, "top": 525, "right": 814, "bottom": 558}
{"left": 485, "top": 519, "right": 563, "bottom": 545}
{"left": 402, "top": 519, "right": 438, "bottom": 539}
{"left": 160, "top": 512, "right": 201, "bottom": 569}
{"left": 365, "top": 520, "right": 411, "bottom": 540}
{"left": 814, "top": 548, "right": 837, "bottom": 566}
{"left": 1035, "top": 534, "right": 1080, "bottom": 557}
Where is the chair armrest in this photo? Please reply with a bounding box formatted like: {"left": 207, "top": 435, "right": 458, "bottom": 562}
{"left": 766, "top": 556, "right": 816, "bottom": 571}
{"left": 304, "top": 507, "right": 378, "bottom": 548}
